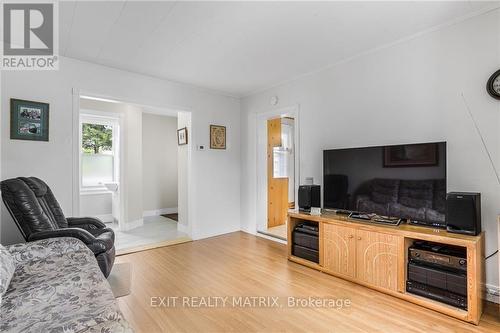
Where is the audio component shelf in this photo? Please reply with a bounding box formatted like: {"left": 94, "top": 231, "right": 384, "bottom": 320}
{"left": 287, "top": 210, "right": 485, "bottom": 325}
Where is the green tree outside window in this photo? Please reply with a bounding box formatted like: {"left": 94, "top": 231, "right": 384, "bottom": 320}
{"left": 82, "top": 123, "right": 113, "bottom": 154}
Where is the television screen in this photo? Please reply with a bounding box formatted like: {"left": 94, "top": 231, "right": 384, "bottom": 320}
{"left": 323, "top": 142, "right": 446, "bottom": 224}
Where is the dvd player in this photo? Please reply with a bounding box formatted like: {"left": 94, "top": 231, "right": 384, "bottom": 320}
{"left": 406, "top": 280, "right": 467, "bottom": 310}
{"left": 409, "top": 241, "right": 467, "bottom": 271}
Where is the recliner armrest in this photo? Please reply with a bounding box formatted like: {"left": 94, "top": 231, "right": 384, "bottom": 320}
{"left": 67, "top": 217, "right": 107, "bottom": 230}
{"left": 27, "top": 228, "right": 107, "bottom": 254}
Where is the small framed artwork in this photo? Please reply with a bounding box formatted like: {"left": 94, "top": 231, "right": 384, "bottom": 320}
{"left": 210, "top": 125, "right": 226, "bottom": 149}
{"left": 10, "top": 99, "right": 49, "bottom": 141}
{"left": 177, "top": 127, "right": 188, "bottom": 145}
{"left": 383, "top": 143, "right": 438, "bottom": 167}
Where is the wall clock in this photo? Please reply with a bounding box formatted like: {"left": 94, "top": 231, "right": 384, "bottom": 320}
{"left": 486, "top": 69, "right": 500, "bottom": 100}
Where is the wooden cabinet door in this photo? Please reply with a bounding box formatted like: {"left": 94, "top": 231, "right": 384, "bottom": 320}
{"left": 355, "top": 230, "right": 400, "bottom": 291}
{"left": 323, "top": 223, "right": 356, "bottom": 278}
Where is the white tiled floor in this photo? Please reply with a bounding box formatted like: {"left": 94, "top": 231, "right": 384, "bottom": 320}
{"left": 110, "top": 215, "right": 189, "bottom": 252}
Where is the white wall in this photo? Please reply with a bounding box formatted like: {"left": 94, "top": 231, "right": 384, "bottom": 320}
{"left": 241, "top": 10, "right": 500, "bottom": 293}
{"left": 122, "top": 104, "right": 144, "bottom": 227}
{"left": 80, "top": 193, "right": 112, "bottom": 219}
{"left": 142, "top": 113, "right": 178, "bottom": 212}
{"left": 1, "top": 56, "right": 241, "bottom": 243}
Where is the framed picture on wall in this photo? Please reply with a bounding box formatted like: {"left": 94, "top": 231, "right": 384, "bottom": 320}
{"left": 383, "top": 143, "right": 438, "bottom": 167}
{"left": 10, "top": 99, "right": 49, "bottom": 141}
{"left": 210, "top": 125, "right": 226, "bottom": 149}
{"left": 177, "top": 127, "right": 188, "bottom": 145}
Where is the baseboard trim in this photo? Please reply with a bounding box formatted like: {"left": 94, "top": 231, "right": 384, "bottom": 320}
{"left": 94, "top": 214, "right": 113, "bottom": 223}
{"left": 120, "top": 218, "right": 143, "bottom": 231}
{"left": 192, "top": 227, "right": 241, "bottom": 241}
{"left": 143, "top": 207, "right": 178, "bottom": 217}
{"left": 485, "top": 284, "right": 500, "bottom": 304}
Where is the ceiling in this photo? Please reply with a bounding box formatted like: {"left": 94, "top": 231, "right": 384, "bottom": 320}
{"left": 60, "top": 1, "right": 499, "bottom": 97}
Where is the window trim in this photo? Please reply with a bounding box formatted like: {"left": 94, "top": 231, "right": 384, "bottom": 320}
{"left": 79, "top": 111, "right": 120, "bottom": 193}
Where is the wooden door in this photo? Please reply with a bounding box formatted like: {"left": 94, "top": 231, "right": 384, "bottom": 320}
{"left": 267, "top": 118, "right": 288, "bottom": 228}
{"left": 355, "top": 230, "right": 400, "bottom": 291}
{"left": 323, "top": 223, "right": 356, "bottom": 278}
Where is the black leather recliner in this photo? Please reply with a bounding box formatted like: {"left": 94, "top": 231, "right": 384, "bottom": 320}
{"left": 1, "top": 177, "right": 115, "bottom": 277}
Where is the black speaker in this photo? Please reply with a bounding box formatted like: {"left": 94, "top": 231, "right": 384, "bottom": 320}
{"left": 298, "top": 185, "right": 320, "bottom": 211}
{"left": 323, "top": 174, "right": 348, "bottom": 209}
{"left": 446, "top": 192, "right": 481, "bottom": 236}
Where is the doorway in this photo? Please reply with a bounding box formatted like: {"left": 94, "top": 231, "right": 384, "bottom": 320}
{"left": 266, "top": 117, "right": 295, "bottom": 239}
{"left": 256, "top": 106, "right": 299, "bottom": 241}
{"left": 74, "top": 93, "right": 192, "bottom": 254}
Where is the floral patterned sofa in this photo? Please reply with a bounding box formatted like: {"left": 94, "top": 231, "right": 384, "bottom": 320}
{"left": 0, "top": 237, "right": 132, "bottom": 333}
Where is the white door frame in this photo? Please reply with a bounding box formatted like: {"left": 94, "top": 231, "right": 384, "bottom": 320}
{"left": 255, "top": 105, "right": 300, "bottom": 233}
{"left": 71, "top": 88, "right": 193, "bottom": 237}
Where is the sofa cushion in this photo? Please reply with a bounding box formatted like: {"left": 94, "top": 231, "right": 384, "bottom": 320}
{"left": 7, "top": 237, "right": 89, "bottom": 266}
{"left": 1, "top": 238, "right": 131, "bottom": 333}
{"left": 399, "top": 180, "right": 434, "bottom": 209}
{"left": 371, "top": 179, "right": 400, "bottom": 204}
{"left": 0, "top": 244, "right": 15, "bottom": 298}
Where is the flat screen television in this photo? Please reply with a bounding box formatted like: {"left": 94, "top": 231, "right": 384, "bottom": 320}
{"left": 323, "top": 142, "right": 446, "bottom": 226}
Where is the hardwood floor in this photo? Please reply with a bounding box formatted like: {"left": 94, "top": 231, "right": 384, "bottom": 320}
{"left": 116, "top": 232, "right": 499, "bottom": 332}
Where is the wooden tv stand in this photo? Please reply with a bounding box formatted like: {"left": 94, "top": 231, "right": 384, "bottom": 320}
{"left": 287, "top": 211, "right": 485, "bottom": 324}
